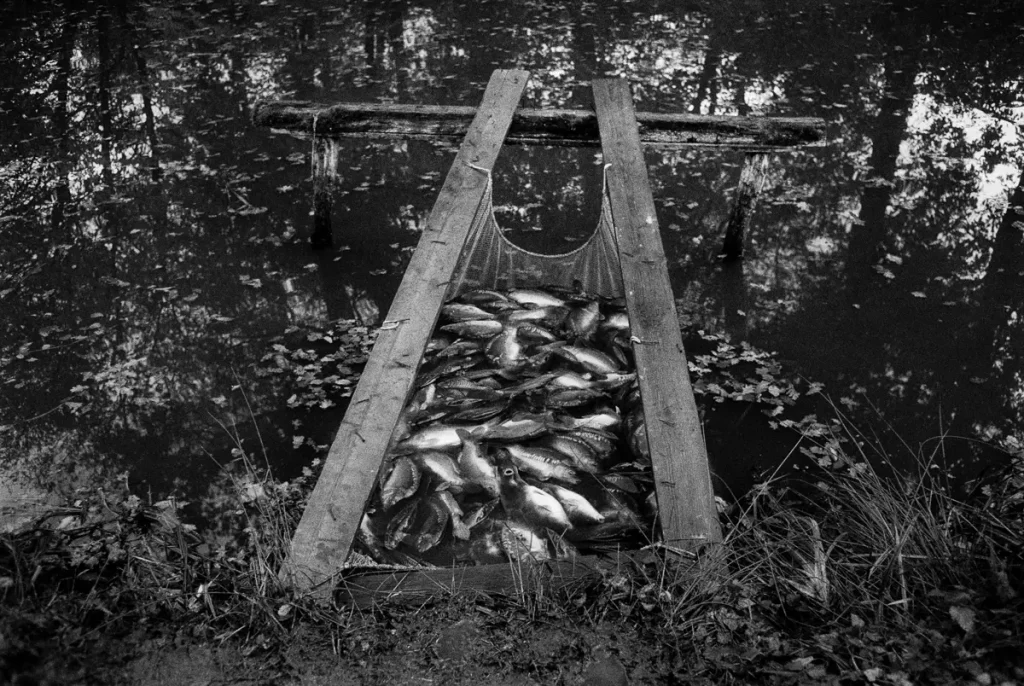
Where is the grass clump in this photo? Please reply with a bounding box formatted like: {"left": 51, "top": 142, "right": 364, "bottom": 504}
{"left": 574, "top": 410, "right": 1023, "bottom": 683}
{"left": 0, "top": 415, "right": 348, "bottom": 682}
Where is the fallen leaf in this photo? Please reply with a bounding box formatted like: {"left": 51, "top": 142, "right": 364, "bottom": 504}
{"left": 950, "top": 605, "right": 975, "bottom": 633}
{"left": 786, "top": 656, "right": 815, "bottom": 671}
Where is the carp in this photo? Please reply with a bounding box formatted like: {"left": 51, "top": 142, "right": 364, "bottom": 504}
{"left": 496, "top": 460, "right": 572, "bottom": 533}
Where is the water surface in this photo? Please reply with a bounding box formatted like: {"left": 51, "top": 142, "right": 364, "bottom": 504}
{"left": 1, "top": 0, "right": 1021, "bottom": 517}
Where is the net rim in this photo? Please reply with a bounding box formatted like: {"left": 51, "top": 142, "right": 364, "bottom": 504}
{"left": 470, "top": 164, "right": 616, "bottom": 261}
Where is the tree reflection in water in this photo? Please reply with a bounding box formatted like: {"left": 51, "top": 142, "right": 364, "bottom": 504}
{"left": 0, "top": 0, "right": 1021, "bottom": 527}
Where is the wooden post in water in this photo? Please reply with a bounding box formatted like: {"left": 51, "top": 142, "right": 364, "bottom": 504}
{"left": 279, "top": 69, "right": 531, "bottom": 599}
{"left": 592, "top": 79, "right": 722, "bottom": 551}
{"left": 311, "top": 137, "right": 340, "bottom": 249}
{"left": 719, "top": 152, "right": 769, "bottom": 261}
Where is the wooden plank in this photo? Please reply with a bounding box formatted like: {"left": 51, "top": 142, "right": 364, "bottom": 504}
{"left": 253, "top": 100, "right": 826, "bottom": 151}
{"left": 337, "top": 559, "right": 604, "bottom": 608}
{"left": 280, "top": 69, "right": 531, "bottom": 598}
{"left": 592, "top": 79, "right": 722, "bottom": 550}
{"left": 336, "top": 552, "right": 698, "bottom": 608}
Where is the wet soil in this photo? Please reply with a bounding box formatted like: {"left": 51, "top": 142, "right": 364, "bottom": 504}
{"left": 3, "top": 598, "right": 677, "bottom": 685}
{"left": 272, "top": 603, "right": 658, "bottom": 686}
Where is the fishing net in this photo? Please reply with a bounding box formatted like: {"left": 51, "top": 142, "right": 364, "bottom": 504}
{"left": 347, "top": 161, "right": 659, "bottom": 572}
{"left": 448, "top": 165, "right": 624, "bottom": 300}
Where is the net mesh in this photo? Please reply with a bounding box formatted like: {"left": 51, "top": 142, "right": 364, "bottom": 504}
{"left": 448, "top": 165, "right": 623, "bottom": 299}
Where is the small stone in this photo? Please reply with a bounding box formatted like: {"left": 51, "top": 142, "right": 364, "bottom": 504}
{"left": 582, "top": 648, "right": 628, "bottom": 686}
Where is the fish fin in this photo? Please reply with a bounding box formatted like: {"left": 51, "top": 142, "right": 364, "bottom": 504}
{"left": 451, "top": 519, "right": 471, "bottom": 540}
{"left": 539, "top": 341, "right": 568, "bottom": 353}
{"left": 556, "top": 469, "right": 581, "bottom": 485}
{"left": 390, "top": 441, "right": 418, "bottom": 456}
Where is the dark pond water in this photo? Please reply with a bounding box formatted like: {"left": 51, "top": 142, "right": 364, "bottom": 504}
{"left": 1, "top": 0, "right": 1022, "bottom": 520}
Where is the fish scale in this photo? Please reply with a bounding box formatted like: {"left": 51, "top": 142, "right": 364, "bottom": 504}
{"left": 547, "top": 388, "right": 606, "bottom": 408}
{"left": 365, "top": 285, "right": 653, "bottom": 565}
{"left": 440, "top": 319, "right": 503, "bottom": 338}
{"left": 567, "top": 300, "right": 602, "bottom": 339}
{"left": 442, "top": 303, "right": 498, "bottom": 322}
{"left": 568, "top": 428, "right": 615, "bottom": 455}
{"left": 499, "top": 522, "right": 550, "bottom": 562}
{"left": 539, "top": 434, "right": 600, "bottom": 472}
{"left": 413, "top": 496, "right": 451, "bottom": 552}
{"left": 555, "top": 345, "right": 620, "bottom": 374}
{"left": 456, "top": 430, "right": 499, "bottom": 497}
{"left": 459, "top": 289, "right": 511, "bottom": 306}
{"left": 503, "top": 444, "right": 579, "bottom": 483}
{"left": 449, "top": 401, "right": 508, "bottom": 423}
{"left": 418, "top": 354, "right": 485, "bottom": 387}
{"left": 380, "top": 455, "right": 421, "bottom": 510}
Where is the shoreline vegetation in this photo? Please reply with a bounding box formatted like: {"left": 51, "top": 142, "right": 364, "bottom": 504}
{"left": 2, "top": 400, "right": 1021, "bottom": 684}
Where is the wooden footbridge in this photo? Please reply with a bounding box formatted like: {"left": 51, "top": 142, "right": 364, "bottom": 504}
{"left": 254, "top": 70, "right": 824, "bottom": 604}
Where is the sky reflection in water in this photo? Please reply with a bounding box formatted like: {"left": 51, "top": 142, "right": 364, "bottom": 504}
{"left": 0, "top": 0, "right": 1021, "bottom": 519}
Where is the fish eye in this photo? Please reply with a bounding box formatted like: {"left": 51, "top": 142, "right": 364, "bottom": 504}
{"left": 503, "top": 468, "right": 514, "bottom": 476}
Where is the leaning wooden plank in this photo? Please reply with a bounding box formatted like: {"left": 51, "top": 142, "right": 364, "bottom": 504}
{"left": 253, "top": 100, "right": 826, "bottom": 150}
{"left": 592, "top": 79, "right": 722, "bottom": 550}
{"left": 280, "top": 69, "right": 531, "bottom": 598}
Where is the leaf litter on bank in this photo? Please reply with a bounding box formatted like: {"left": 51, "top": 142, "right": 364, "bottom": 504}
{"left": 3, "top": 339, "right": 1023, "bottom": 684}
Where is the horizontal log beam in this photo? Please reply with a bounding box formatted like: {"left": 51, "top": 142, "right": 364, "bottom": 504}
{"left": 336, "top": 552, "right": 702, "bottom": 608}
{"left": 253, "top": 100, "right": 826, "bottom": 151}
{"left": 338, "top": 559, "right": 602, "bottom": 608}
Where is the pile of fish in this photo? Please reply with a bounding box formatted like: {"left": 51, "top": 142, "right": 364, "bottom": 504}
{"left": 355, "top": 286, "right": 657, "bottom": 567}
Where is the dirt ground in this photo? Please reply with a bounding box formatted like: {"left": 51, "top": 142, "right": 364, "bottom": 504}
{"left": 5, "top": 597, "right": 690, "bottom": 686}
{"left": 6, "top": 581, "right": 1023, "bottom": 685}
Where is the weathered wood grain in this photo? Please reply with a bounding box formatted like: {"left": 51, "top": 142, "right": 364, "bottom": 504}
{"left": 335, "top": 552, "right": 698, "bottom": 608}
{"left": 279, "top": 69, "right": 531, "bottom": 599}
{"left": 592, "top": 79, "right": 722, "bottom": 550}
{"left": 253, "top": 100, "right": 825, "bottom": 150}
{"left": 337, "top": 558, "right": 602, "bottom": 608}
{"left": 720, "top": 152, "right": 770, "bottom": 260}
{"left": 311, "top": 137, "right": 337, "bottom": 249}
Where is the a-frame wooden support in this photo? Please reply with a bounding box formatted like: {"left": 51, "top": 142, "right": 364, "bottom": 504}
{"left": 281, "top": 71, "right": 722, "bottom": 603}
